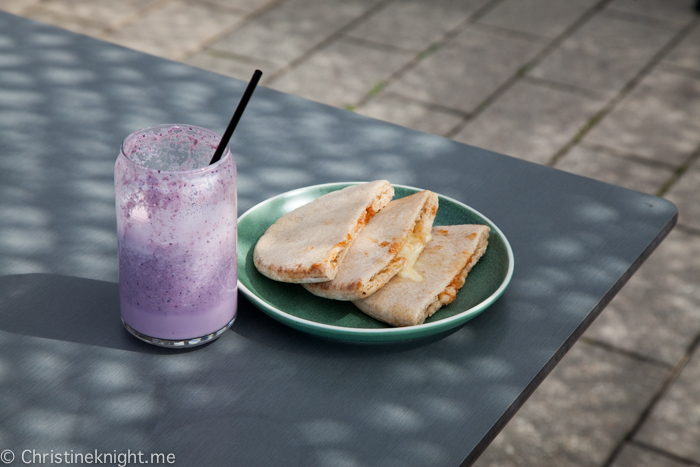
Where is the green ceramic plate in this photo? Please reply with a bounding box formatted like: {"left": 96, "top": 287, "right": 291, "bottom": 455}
{"left": 237, "top": 183, "right": 514, "bottom": 343}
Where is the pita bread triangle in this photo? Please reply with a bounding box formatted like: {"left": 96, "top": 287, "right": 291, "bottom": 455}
{"left": 253, "top": 180, "right": 394, "bottom": 283}
{"left": 352, "top": 224, "right": 490, "bottom": 326}
{"left": 303, "top": 190, "right": 439, "bottom": 300}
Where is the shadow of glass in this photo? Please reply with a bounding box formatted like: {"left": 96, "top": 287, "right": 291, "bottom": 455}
{"left": 0, "top": 272, "right": 459, "bottom": 358}
{"left": 0, "top": 12, "right": 680, "bottom": 465}
{"left": 0, "top": 273, "right": 178, "bottom": 354}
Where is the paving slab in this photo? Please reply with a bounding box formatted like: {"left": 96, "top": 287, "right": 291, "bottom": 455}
{"left": 268, "top": 38, "right": 414, "bottom": 108}
{"left": 664, "top": 22, "right": 700, "bottom": 73}
{"left": 184, "top": 50, "right": 277, "bottom": 82}
{"left": 610, "top": 443, "right": 690, "bottom": 467}
{"left": 21, "top": 7, "right": 108, "bottom": 37}
{"left": 104, "top": 1, "right": 244, "bottom": 61}
{"left": 476, "top": 0, "right": 599, "bottom": 39}
{"left": 584, "top": 228, "right": 700, "bottom": 366}
{"left": 385, "top": 25, "right": 545, "bottom": 113}
{"left": 584, "top": 68, "right": 700, "bottom": 167}
{"left": 209, "top": 0, "right": 380, "bottom": 68}
{"left": 472, "top": 342, "right": 668, "bottom": 467}
{"left": 345, "top": 0, "right": 489, "bottom": 51}
{"left": 199, "top": 0, "right": 280, "bottom": 13}
{"left": 24, "top": 0, "right": 159, "bottom": 30}
{"left": 453, "top": 80, "right": 605, "bottom": 165}
{"left": 356, "top": 93, "right": 464, "bottom": 136}
{"left": 635, "top": 347, "right": 700, "bottom": 463}
{"left": 666, "top": 159, "right": 700, "bottom": 231}
{"left": 0, "top": 0, "right": 42, "bottom": 15}
{"left": 529, "top": 12, "right": 676, "bottom": 99}
{"left": 554, "top": 144, "right": 673, "bottom": 195}
{"left": 3, "top": 2, "right": 699, "bottom": 465}
{"left": 605, "top": 0, "right": 697, "bottom": 28}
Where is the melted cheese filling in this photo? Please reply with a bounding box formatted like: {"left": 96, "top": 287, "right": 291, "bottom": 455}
{"left": 396, "top": 230, "right": 432, "bottom": 281}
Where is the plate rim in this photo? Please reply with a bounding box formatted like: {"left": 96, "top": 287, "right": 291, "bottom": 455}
{"left": 237, "top": 182, "right": 515, "bottom": 338}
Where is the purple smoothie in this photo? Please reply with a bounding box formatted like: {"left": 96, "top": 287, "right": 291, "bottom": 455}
{"left": 115, "top": 124, "right": 237, "bottom": 342}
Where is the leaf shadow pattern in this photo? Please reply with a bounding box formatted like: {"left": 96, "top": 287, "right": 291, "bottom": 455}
{"left": 0, "top": 13, "right": 677, "bottom": 467}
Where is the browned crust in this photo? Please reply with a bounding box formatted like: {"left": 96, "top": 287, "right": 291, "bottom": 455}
{"left": 437, "top": 252, "right": 474, "bottom": 306}
{"left": 253, "top": 181, "right": 394, "bottom": 283}
{"left": 388, "top": 242, "right": 401, "bottom": 255}
{"left": 352, "top": 225, "right": 490, "bottom": 326}
{"left": 358, "top": 205, "right": 376, "bottom": 228}
{"left": 424, "top": 230, "right": 489, "bottom": 320}
{"left": 303, "top": 190, "right": 439, "bottom": 300}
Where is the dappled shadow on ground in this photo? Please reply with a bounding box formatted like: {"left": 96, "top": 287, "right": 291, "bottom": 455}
{"left": 0, "top": 12, "right": 677, "bottom": 467}
{"left": 0, "top": 272, "right": 512, "bottom": 466}
{"left": 0, "top": 12, "right": 458, "bottom": 284}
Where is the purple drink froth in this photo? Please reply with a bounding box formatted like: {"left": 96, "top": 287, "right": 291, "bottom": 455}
{"left": 116, "top": 124, "right": 237, "bottom": 341}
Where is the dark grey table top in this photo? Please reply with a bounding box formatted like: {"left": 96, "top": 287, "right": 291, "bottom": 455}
{"left": 0, "top": 11, "right": 677, "bottom": 467}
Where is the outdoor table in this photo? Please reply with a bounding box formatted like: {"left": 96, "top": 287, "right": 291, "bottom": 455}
{"left": 0, "top": 11, "right": 677, "bottom": 467}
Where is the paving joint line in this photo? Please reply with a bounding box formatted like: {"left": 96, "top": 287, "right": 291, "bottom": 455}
{"left": 600, "top": 7, "right": 692, "bottom": 31}
{"left": 443, "top": 0, "right": 615, "bottom": 140}
{"left": 579, "top": 141, "right": 681, "bottom": 171}
{"left": 578, "top": 336, "right": 673, "bottom": 369}
{"left": 18, "top": 1, "right": 125, "bottom": 37}
{"left": 341, "top": 35, "right": 420, "bottom": 55}
{"left": 547, "top": 14, "right": 700, "bottom": 168}
{"left": 656, "top": 142, "right": 700, "bottom": 197}
{"left": 601, "top": 333, "right": 700, "bottom": 467}
{"left": 658, "top": 62, "right": 700, "bottom": 81}
{"left": 179, "top": 0, "right": 293, "bottom": 64}
{"left": 628, "top": 440, "right": 700, "bottom": 466}
{"left": 350, "top": 90, "right": 473, "bottom": 117}
{"left": 464, "top": 195, "right": 678, "bottom": 466}
{"left": 5, "top": 2, "right": 699, "bottom": 464}
{"left": 520, "top": 75, "right": 609, "bottom": 100}
{"left": 375, "top": 92, "right": 472, "bottom": 118}
{"left": 469, "top": 0, "right": 510, "bottom": 23}
{"left": 196, "top": 0, "right": 250, "bottom": 15}
{"left": 351, "top": 0, "right": 508, "bottom": 110}
{"left": 675, "top": 224, "right": 700, "bottom": 237}
{"left": 467, "top": 21, "right": 550, "bottom": 43}
{"left": 96, "top": 0, "right": 174, "bottom": 38}
{"left": 200, "top": 48, "right": 275, "bottom": 66}
{"left": 357, "top": 87, "right": 476, "bottom": 116}
{"left": 10, "top": 0, "right": 36, "bottom": 16}
{"left": 262, "top": 0, "right": 395, "bottom": 85}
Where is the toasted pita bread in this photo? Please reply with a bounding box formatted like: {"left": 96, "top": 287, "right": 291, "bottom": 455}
{"left": 254, "top": 181, "right": 394, "bottom": 283}
{"left": 352, "top": 225, "right": 490, "bottom": 326}
{"left": 303, "top": 190, "right": 439, "bottom": 300}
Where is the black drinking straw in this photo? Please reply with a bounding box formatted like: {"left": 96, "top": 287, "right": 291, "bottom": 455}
{"left": 209, "top": 69, "right": 263, "bottom": 165}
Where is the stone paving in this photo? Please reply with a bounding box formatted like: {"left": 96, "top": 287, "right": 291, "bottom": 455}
{"left": 4, "top": 0, "right": 699, "bottom": 465}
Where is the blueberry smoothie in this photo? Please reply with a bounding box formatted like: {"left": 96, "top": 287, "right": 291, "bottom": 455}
{"left": 115, "top": 124, "right": 237, "bottom": 346}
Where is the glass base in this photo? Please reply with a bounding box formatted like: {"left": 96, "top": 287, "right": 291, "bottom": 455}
{"left": 122, "top": 316, "right": 236, "bottom": 348}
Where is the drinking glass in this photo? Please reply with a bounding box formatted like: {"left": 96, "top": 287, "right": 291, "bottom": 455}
{"left": 115, "top": 124, "right": 237, "bottom": 347}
